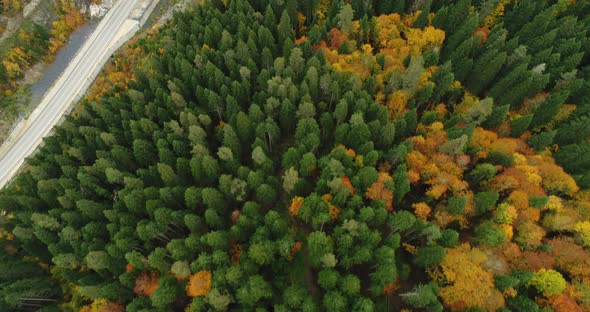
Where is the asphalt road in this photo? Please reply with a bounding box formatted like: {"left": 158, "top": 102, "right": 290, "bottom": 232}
{"left": 0, "top": 0, "right": 139, "bottom": 189}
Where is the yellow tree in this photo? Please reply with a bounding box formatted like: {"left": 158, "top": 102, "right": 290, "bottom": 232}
{"left": 574, "top": 221, "right": 590, "bottom": 247}
{"left": 186, "top": 270, "right": 212, "bottom": 297}
{"left": 432, "top": 244, "right": 505, "bottom": 311}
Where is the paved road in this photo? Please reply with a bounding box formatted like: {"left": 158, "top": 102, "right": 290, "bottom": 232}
{"left": 0, "top": 0, "right": 139, "bottom": 189}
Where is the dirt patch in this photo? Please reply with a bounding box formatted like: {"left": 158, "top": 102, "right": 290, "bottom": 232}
{"left": 19, "top": 62, "right": 46, "bottom": 88}
{"left": 23, "top": 0, "right": 43, "bottom": 18}
{"left": 0, "top": 15, "right": 23, "bottom": 49}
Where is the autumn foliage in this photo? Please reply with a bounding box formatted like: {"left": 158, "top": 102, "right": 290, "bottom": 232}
{"left": 432, "top": 244, "right": 505, "bottom": 311}
{"left": 3, "top": 0, "right": 590, "bottom": 311}
{"left": 186, "top": 271, "right": 212, "bottom": 297}
{"left": 48, "top": 0, "right": 86, "bottom": 56}
{"left": 133, "top": 271, "right": 160, "bottom": 296}
{"left": 79, "top": 300, "right": 124, "bottom": 312}
{"left": 365, "top": 172, "right": 394, "bottom": 211}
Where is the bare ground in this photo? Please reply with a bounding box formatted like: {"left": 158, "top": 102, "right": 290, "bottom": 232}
{"left": 0, "top": 15, "right": 23, "bottom": 50}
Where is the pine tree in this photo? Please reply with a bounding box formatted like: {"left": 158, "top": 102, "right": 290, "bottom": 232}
{"left": 555, "top": 141, "right": 590, "bottom": 173}
{"left": 514, "top": 7, "right": 554, "bottom": 47}
{"left": 467, "top": 49, "right": 508, "bottom": 95}
{"left": 530, "top": 91, "right": 569, "bottom": 129}
{"left": 278, "top": 10, "right": 293, "bottom": 51}
{"left": 443, "top": 13, "right": 478, "bottom": 60}
{"left": 448, "top": 38, "right": 475, "bottom": 81}
{"left": 412, "top": 3, "right": 431, "bottom": 28}
{"left": 430, "top": 62, "right": 455, "bottom": 104}
{"left": 488, "top": 62, "right": 530, "bottom": 107}
{"left": 554, "top": 114, "right": 590, "bottom": 146}
{"left": 527, "top": 130, "right": 556, "bottom": 151}
{"left": 510, "top": 114, "right": 533, "bottom": 137}
{"left": 435, "top": 0, "right": 472, "bottom": 37}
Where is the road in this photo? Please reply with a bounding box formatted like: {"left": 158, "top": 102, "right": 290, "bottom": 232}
{"left": 0, "top": 0, "right": 139, "bottom": 189}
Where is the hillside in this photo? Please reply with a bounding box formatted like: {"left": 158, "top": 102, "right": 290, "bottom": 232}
{"left": 1, "top": 0, "right": 590, "bottom": 311}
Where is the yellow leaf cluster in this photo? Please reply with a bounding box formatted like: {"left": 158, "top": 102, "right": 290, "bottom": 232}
{"left": 386, "top": 90, "right": 409, "bottom": 119}
{"left": 1, "top": 0, "right": 23, "bottom": 14}
{"left": 79, "top": 299, "right": 124, "bottom": 312}
{"left": 434, "top": 244, "right": 505, "bottom": 311}
{"left": 546, "top": 195, "right": 564, "bottom": 211}
{"left": 319, "top": 13, "right": 446, "bottom": 120}
{"left": 412, "top": 202, "right": 432, "bottom": 220}
{"left": 574, "top": 221, "right": 590, "bottom": 247}
{"left": 49, "top": 1, "right": 86, "bottom": 55}
{"left": 2, "top": 47, "right": 29, "bottom": 78}
{"left": 321, "top": 194, "right": 341, "bottom": 220}
{"left": 499, "top": 224, "right": 514, "bottom": 241}
{"left": 405, "top": 26, "right": 446, "bottom": 54}
{"left": 483, "top": 0, "right": 511, "bottom": 27}
{"left": 532, "top": 154, "right": 579, "bottom": 196}
{"left": 494, "top": 203, "right": 518, "bottom": 225}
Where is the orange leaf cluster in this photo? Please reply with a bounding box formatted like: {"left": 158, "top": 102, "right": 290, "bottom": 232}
{"left": 406, "top": 123, "right": 469, "bottom": 201}
{"left": 383, "top": 278, "right": 400, "bottom": 295}
{"left": 327, "top": 28, "right": 345, "bottom": 49}
{"left": 322, "top": 194, "right": 341, "bottom": 220}
{"left": 345, "top": 148, "right": 356, "bottom": 158}
{"left": 87, "top": 45, "right": 143, "bottom": 102}
{"left": 341, "top": 176, "right": 355, "bottom": 195}
{"left": 289, "top": 196, "right": 304, "bottom": 216}
{"left": 546, "top": 294, "right": 584, "bottom": 312}
{"left": 289, "top": 241, "right": 303, "bottom": 259}
{"left": 230, "top": 243, "right": 242, "bottom": 265}
{"left": 517, "top": 251, "right": 556, "bottom": 271}
{"left": 473, "top": 27, "right": 490, "bottom": 43}
{"left": 548, "top": 238, "right": 590, "bottom": 284}
{"left": 365, "top": 172, "right": 394, "bottom": 211}
{"left": 134, "top": 271, "right": 160, "bottom": 296}
{"left": 295, "top": 36, "right": 308, "bottom": 45}
{"left": 186, "top": 270, "right": 212, "bottom": 297}
{"left": 412, "top": 202, "right": 432, "bottom": 220}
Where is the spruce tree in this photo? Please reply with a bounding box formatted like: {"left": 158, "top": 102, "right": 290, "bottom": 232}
{"left": 510, "top": 114, "right": 533, "bottom": 137}
{"left": 554, "top": 114, "right": 590, "bottom": 146}
{"left": 467, "top": 50, "right": 508, "bottom": 95}
{"left": 530, "top": 91, "right": 569, "bottom": 129}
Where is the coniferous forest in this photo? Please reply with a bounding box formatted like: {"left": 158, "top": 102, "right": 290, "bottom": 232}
{"left": 2, "top": 0, "right": 590, "bottom": 311}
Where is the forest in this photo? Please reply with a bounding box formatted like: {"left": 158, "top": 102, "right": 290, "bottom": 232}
{"left": 1, "top": 0, "right": 590, "bottom": 311}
